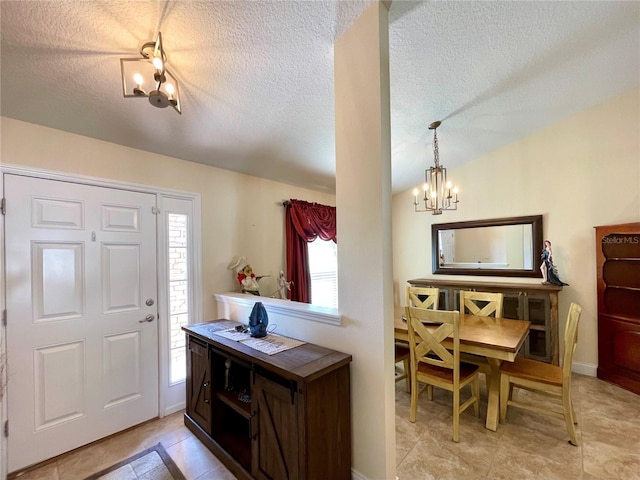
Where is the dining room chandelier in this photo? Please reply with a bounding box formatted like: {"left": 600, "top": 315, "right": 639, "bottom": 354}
{"left": 413, "top": 120, "right": 459, "bottom": 214}
{"left": 120, "top": 32, "right": 181, "bottom": 114}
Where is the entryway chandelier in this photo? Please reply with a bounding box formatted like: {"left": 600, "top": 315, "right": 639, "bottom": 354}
{"left": 413, "top": 120, "right": 459, "bottom": 214}
{"left": 120, "top": 32, "right": 182, "bottom": 114}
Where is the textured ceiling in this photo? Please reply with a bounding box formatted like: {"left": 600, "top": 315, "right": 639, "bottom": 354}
{"left": 1, "top": 1, "right": 639, "bottom": 194}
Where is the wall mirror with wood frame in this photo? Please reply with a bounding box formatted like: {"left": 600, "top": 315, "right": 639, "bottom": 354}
{"left": 432, "top": 215, "right": 543, "bottom": 277}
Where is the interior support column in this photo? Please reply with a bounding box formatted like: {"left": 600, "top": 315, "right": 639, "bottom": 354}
{"left": 334, "top": 2, "right": 394, "bottom": 479}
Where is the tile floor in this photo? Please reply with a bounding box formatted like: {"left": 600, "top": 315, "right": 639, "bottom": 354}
{"left": 11, "top": 412, "right": 236, "bottom": 480}
{"left": 396, "top": 373, "right": 640, "bottom": 480}
{"left": 12, "top": 373, "right": 640, "bottom": 480}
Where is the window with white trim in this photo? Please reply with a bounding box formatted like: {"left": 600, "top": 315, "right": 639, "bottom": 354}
{"left": 308, "top": 238, "right": 338, "bottom": 308}
{"left": 168, "top": 213, "right": 189, "bottom": 384}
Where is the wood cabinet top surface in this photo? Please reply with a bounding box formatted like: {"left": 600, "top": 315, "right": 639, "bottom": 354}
{"left": 184, "top": 319, "right": 351, "bottom": 383}
{"left": 594, "top": 222, "right": 640, "bottom": 232}
{"left": 408, "top": 278, "right": 563, "bottom": 293}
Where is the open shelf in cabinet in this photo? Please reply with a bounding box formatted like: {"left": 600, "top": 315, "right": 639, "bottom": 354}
{"left": 209, "top": 347, "right": 253, "bottom": 472}
{"left": 211, "top": 401, "right": 252, "bottom": 472}
{"left": 215, "top": 390, "right": 251, "bottom": 419}
{"left": 210, "top": 347, "right": 252, "bottom": 412}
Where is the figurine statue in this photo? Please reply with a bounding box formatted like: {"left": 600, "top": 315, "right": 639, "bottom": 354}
{"left": 238, "top": 263, "right": 260, "bottom": 293}
{"left": 227, "top": 256, "right": 260, "bottom": 294}
{"left": 277, "top": 270, "right": 293, "bottom": 300}
{"left": 540, "top": 240, "right": 569, "bottom": 286}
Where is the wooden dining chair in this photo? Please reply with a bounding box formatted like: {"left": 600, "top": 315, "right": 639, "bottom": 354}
{"left": 407, "top": 286, "right": 440, "bottom": 310}
{"left": 459, "top": 290, "right": 504, "bottom": 389}
{"left": 459, "top": 290, "right": 503, "bottom": 317}
{"left": 499, "top": 302, "right": 582, "bottom": 445}
{"left": 406, "top": 305, "right": 479, "bottom": 442}
{"left": 395, "top": 286, "right": 440, "bottom": 392}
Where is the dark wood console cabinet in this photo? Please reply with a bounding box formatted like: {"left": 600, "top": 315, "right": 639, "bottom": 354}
{"left": 408, "top": 278, "right": 562, "bottom": 364}
{"left": 595, "top": 223, "right": 640, "bottom": 395}
{"left": 183, "top": 320, "right": 352, "bottom": 480}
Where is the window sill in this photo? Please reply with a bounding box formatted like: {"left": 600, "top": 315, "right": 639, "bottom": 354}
{"left": 213, "top": 292, "right": 342, "bottom": 326}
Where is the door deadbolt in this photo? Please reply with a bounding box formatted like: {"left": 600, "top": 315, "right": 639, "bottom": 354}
{"left": 145, "top": 298, "right": 155, "bottom": 306}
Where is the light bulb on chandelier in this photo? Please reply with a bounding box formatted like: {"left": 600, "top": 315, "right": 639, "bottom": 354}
{"left": 120, "top": 32, "right": 182, "bottom": 114}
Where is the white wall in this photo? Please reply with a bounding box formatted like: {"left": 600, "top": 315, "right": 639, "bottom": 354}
{"left": 393, "top": 86, "right": 640, "bottom": 370}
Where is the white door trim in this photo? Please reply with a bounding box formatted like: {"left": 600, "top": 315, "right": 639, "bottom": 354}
{"left": 0, "top": 173, "right": 7, "bottom": 480}
{"left": 0, "top": 164, "right": 191, "bottom": 197}
{"left": 0, "top": 164, "right": 202, "bottom": 473}
{"left": 156, "top": 195, "right": 200, "bottom": 416}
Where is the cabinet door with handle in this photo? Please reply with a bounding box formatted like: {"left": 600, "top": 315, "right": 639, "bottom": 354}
{"left": 252, "top": 372, "right": 299, "bottom": 480}
{"left": 186, "top": 337, "right": 212, "bottom": 433}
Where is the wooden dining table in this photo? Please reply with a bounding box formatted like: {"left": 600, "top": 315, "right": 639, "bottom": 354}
{"left": 395, "top": 312, "right": 530, "bottom": 431}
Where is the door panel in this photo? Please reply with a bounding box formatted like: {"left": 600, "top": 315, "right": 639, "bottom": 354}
{"left": 186, "top": 338, "right": 211, "bottom": 433}
{"left": 103, "top": 331, "right": 143, "bottom": 407}
{"left": 101, "top": 243, "right": 141, "bottom": 313}
{"left": 5, "top": 174, "right": 159, "bottom": 472}
{"left": 101, "top": 204, "right": 140, "bottom": 232}
{"left": 31, "top": 196, "right": 84, "bottom": 229}
{"left": 252, "top": 372, "right": 298, "bottom": 480}
{"left": 33, "top": 242, "right": 85, "bottom": 321}
{"left": 34, "top": 340, "right": 85, "bottom": 429}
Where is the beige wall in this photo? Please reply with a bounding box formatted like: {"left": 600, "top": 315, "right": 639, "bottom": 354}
{"left": 393, "top": 86, "right": 640, "bottom": 369}
{"left": 0, "top": 117, "right": 335, "bottom": 322}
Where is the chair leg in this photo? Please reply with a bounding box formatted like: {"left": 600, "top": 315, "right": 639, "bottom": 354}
{"left": 499, "top": 374, "right": 510, "bottom": 422}
{"left": 427, "top": 384, "right": 434, "bottom": 401}
{"left": 453, "top": 388, "right": 460, "bottom": 443}
{"left": 403, "top": 358, "right": 410, "bottom": 393}
{"left": 472, "top": 375, "right": 480, "bottom": 417}
{"left": 410, "top": 378, "right": 419, "bottom": 423}
{"left": 563, "top": 386, "right": 579, "bottom": 446}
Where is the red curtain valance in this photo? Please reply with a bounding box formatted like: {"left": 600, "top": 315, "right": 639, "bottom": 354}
{"left": 287, "top": 199, "right": 337, "bottom": 243}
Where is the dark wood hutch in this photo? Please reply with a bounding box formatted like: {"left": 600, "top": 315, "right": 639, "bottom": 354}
{"left": 595, "top": 222, "right": 640, "bottom": 395}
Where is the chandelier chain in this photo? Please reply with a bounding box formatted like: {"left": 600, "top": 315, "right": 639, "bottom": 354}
{"left": 432, "top": 129, "right": 440, "bottom": 168}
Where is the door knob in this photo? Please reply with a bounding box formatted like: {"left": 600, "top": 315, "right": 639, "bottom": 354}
{"left": 139, "top": 314, "right": 155, "bottom": 323}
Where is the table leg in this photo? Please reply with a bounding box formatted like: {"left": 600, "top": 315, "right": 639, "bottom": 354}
{"left": 485, "top": 358, "right": 502, "bottom": 431}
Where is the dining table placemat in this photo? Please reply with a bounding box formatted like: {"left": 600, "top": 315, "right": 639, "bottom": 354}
{"left": 213, "top": 328, "right": 306, "bottom": 355}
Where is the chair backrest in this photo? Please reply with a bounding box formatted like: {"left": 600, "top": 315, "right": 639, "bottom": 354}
{"left": 562, "top": 303, "right": 582, "bottom": 380}
{"left": 459, "top": 290, "right": 503, "bottom": 317}
{"left": 405, "top": 306, "right": 460, "bottom": 380}
{"left": 406, "top": 286, "right": 440, "bottom": 310}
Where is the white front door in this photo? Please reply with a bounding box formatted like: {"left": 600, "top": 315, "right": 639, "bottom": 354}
{"left": 4, "top": 175, "right": 159, "bottom": 472}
